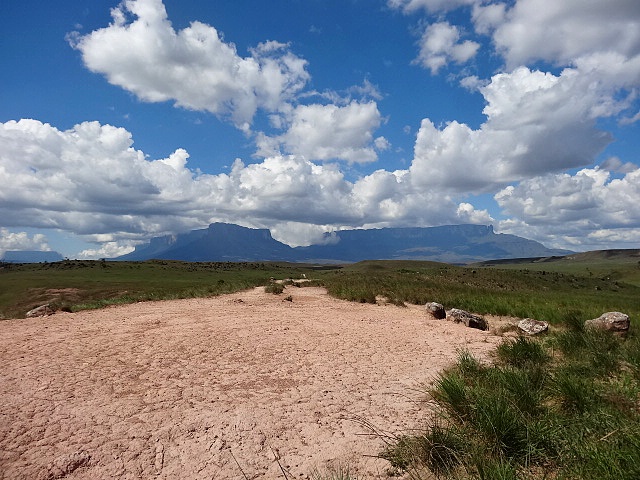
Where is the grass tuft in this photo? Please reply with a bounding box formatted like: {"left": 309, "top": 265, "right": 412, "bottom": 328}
{"left": 382, "top": 332, "right": 640, "bottom": 480}
{"left": 496, "top": 336, "right": 550, "bottom": 369}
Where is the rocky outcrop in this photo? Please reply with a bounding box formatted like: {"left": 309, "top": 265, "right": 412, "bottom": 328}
{"left": 518, "top": 318, "right": 549, "bottom": 335}
{"left": 425, "top": 302, "right": 446, "bottom": 319}
{"left": 446, "top": 308, "right": 488, "bottom": 331}
{"left": 584, "top": 312, "right": 630, "bottom": 335}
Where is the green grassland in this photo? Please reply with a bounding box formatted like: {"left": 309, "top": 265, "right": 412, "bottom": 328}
{"left": 2, "top": 253, "right": 639, "bottom": 323}
{"left": 314, "top": 258, "right": 640, "bottom": 325}
{"left": 475, "top": 249, "right": 640, "bottom": 287}
{"left": 381, "top": 330, "right": 640, "bottom": 480}
{"left": 0, "top": 259, "right": 319, "bottom": 319}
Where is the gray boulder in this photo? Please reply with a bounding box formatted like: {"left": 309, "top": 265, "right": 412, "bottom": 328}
{"left": 585, "top": 312, "right": 630, "bottom": 335}
{"left": 518, "top": 318, "right": 549, "bottom": 335}
{"left": 425, "top": 302, "right": 446, "bottom": 319}
{"left": 446, "top": 308, "right": 488, "bottom": 331}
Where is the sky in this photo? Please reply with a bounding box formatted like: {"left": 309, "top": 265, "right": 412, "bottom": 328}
{"left": 1, "top": 0, "right": 639, "bottom": 259}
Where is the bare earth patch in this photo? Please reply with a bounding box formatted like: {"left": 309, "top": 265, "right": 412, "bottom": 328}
{"left": 0, "top": 286, "right": 502, "bottom": 479}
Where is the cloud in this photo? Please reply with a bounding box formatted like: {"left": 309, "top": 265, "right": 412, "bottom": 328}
{"left": 456, "top": 203, "right": 494, "bottom": 224}
{"left": 471, "top": 3, "right": 506, "bottom": 35}
{"left": 256, "top": 101, "right": 384, "bottom": 163}
{"left": 0, "top": 119, "right": 212, "bottom": 237}
{"left": 409, "top": 67, "right": 612, "bottom": 192}
{"left": 459, "top": 75, "right": 486, "bottom": 91}
{"left": 414, "top": 22, "right": 480, "bottom": 74}
{"left": 1, "top": 118, "right": 479, "bottom": 255}
{"left": 495, "top": 167, "right": 640, "bottom": 249}
{"left": 0, "top": 228, "right": 52, "bottom": 257}
{"left": 374, "top": 136, "right": 391, "bottom": 151}
{"left": 70, "top": 0, "right": 309, "bottom": 128}
{"left": 10, "top": 0, "right": 638, "bottom": 256}
{"left": 388, "top": 0, "right": 477, "bottom": 14}
{"left": 490, "top": 0, "right": 640, "bottom": 69}
{"left": 600, "top": 156, "right": 639, "bottom": 174}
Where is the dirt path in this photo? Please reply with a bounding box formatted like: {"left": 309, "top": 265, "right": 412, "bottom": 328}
{"left": 0, "top": 286, "right": 501, "bottom": 479}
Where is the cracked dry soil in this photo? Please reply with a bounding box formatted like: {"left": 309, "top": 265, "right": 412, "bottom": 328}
{"left": 0, "top": 286, "right": 501, "bottom": 479}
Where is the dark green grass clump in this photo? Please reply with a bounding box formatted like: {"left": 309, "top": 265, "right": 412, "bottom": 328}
{"left": 381, "top": 331, "right": 640, "bottom": 480}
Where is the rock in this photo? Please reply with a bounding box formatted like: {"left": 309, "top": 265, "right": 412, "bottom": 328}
{"left": 26, "top": 304, "right": 53, "bottom": 318}
{"left": 585, "top": 312, "right": 630, "bottom": 335}
{"left": 518, "top": 318, "right": 549, "bottom": 335}
{"left": 425, "top": 302, "right": 446, "bottom": 319}
{"left": 446, "top": 308, "right": 488, "bottom": 331}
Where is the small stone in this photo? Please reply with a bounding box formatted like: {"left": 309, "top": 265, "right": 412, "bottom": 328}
{"left": 26, "top": 304, "right": 53, "bottom": 318}
{"left": 446, "top": 308, "right": 488, "bottom": 331}
{"left": 518, "top": 318, "right": 549, "bottom": 335}
{"left": 585, "top": 312, "right": 630, "bottom": 336}
{"left": 425, "top": 302, "right": 446, "bottom": 319}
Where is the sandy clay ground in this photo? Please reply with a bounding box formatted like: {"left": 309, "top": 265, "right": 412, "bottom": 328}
{"left": 0, "top": 285, "right": 504, "bottom": 479}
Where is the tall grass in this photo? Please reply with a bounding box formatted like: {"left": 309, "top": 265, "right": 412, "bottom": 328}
{"left": 381, "top": 332, "right": 640, "bottom": 479}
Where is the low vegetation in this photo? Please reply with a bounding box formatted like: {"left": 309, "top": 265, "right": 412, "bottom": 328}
{"left": 380, "top": 326, "right": 640, "bottom": 479}
{"left": 0, "top": 259, "right": 317, "bottom": 319}
{"left": 317, "top": 260, "right": 640, "bottom": 324}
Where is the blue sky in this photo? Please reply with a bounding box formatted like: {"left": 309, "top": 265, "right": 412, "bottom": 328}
{"left": 1, "top": 0, "right": 639, "bottom": 259}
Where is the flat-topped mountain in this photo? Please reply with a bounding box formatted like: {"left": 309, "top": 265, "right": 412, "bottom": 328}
{"left": 1, "top": 250, "right": 64, "bottom": 263}
{"left": 116, "top": 223, "right": 572, "bottom": 263}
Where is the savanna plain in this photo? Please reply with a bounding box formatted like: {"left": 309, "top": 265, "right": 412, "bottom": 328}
{"left": 1, "top": 252, "right": 639, "bottom": 479}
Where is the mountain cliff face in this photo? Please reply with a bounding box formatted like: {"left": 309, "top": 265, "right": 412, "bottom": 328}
{"left": 292, "top": 224, "right": 568, "bottom": 263}
{"left": 118, "top": 223, "right": 294, "bottom": 261}
{"left": 116, "top": 223, "right": 571, "bottom": 263}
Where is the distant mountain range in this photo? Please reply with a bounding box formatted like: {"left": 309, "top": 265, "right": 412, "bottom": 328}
{"left": 1, "top": 250, "right": 64, "bottom": 263}
{"left": 115, "top": 222, "right": 572, "bottom": 264}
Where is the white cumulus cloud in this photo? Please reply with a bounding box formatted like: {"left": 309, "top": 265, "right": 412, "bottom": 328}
{"left": 495, "top": 167, "right": 640, "bottom": 249}
{"left": 0, "top": 229, "right": 52, "bottom": 257}
{"left": 70, "top": 0, "right": 310, "bottom": 128}
{"left": 414, "top": 22, "right": 480, "bottom": 74}
{"left": 257, "top": 101, "right": 384, "bottom": 163}
{"left": 388, "top": 0, "right": 477, "bottom": 14}
{"left": 1, "top": 118, "right": 482, "bottom": 255}
{"left": 491, "top": 0, "right": 640, "bottom": 69}
{"left": 409, "top": 66, "right": 616, "bottom": 193}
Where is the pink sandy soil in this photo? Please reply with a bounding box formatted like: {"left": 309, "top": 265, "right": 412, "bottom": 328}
{"left": 0, "top": 286, "right": 503, "bottom": 479}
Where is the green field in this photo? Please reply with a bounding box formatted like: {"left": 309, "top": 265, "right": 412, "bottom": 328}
{"left": 0, "top": 259, "right": 319, "bottom": 319}
{"left": 2, "top": 253, "right": 639, "bottom": 324}
{"left": 476, "top": 249, "right": 640, "bottom": 286}
{"left": 318, "top": 258, "right": 640, "bottom": 325}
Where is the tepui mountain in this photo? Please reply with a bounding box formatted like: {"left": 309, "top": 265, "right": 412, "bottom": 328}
{"left": 115, "top": 223, "right": 572, "bottom": 263}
